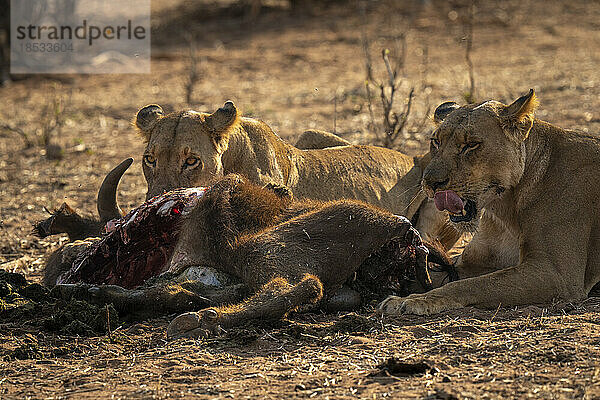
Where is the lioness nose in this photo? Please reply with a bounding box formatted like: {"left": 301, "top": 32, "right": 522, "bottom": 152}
{"left": 424, "top": 177, "right": 449, "bottom": 192}
{"left": 423, "top": 165, "right": 450, "bottom": 192}
{"left": 422, "top": 161, "right": 451, "bottom": 192}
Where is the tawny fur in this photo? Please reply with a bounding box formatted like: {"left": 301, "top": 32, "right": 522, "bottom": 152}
{"left": 379, "top": 89, "right": 600, "bottom": 316}
{"left": 294, "top": 129, "right": 352, "bottom": 150}
{"left": 134, "top": 102, "right": 459, "bottom": 250}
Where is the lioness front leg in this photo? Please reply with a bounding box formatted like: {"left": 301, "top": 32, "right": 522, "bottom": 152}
{"left": 167, "top": 274, "right": 324, "bottom": 339}
{"left": 379, "top": 257, "right": 586, "bottom": 315}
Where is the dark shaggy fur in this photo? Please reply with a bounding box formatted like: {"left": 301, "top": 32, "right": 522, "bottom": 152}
{"left": 167, "top": 174, "right": 434, "bottom": 338}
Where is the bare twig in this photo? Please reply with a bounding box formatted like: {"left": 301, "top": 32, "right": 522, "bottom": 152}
{"left": 0, "top": 122, "right": 33, "bottom": 148}
{"left": 0, "top": 90, "right": 67, "bottom": 155}
{"left": 363, "top": 41, "right": 414, "bottom": 148}
{"left": 333, "top": 95, "right": 337, "bottom": 134}
{"left": 40, "top": 92, "right": 66, "bottom": 159}
{"left": 184, "top": 35, "right": 200, "bottom": 105}
{"left": 464, "top": 0, "right": 476, "bottom": 103}
{"left": 420, "top": 45, "right": 429, "bottom": 90}
{"left": 379, "top": 49, "right": 397, "bottom": 133}
{"left": 360, "top": 2, "right": 429, "bottom": 149}
{"left": 397, "top": 88, "right": 414, "bottom": 135}
{"left": 361, "top": 33, "right": 379, "bottom": 140}
{"left": 41, "top": 94, "right": 65, "bottom": 147}
{"left": 382, "top": 48, "right": 396, "bottom": 85}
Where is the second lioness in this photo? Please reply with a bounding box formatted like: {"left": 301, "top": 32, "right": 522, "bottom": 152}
{"left": 379, "top": 90, "right": 600, "bottom": 316}
{"left": 135, "top": 102, "right": 458, "bottom": 248}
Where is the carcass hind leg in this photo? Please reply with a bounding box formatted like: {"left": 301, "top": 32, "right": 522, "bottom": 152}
{"left": 51, "top": 281, "right": 248, "bottom": 319}
{"left": 167, "top": 274, "right": 324, "bottom": 339}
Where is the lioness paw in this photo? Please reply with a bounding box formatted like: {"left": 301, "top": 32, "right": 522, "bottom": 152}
{"left": 167, "top": 308, "right": 224, "bottom": 339}
{"left": 378, "top": 293, "right": 462, "bottom": 316}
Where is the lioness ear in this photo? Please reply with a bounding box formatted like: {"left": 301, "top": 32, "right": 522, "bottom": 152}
{"left": 503, "top": 89, "right": 538, "bottom": 123}
{"left": 206, "top": 101, "right": 239, "bottom": 152}
{"left": 501, "top": 89, "right": 538, "bottom": 141}
{"left": 135, "top": 104, "right": 164, "bottom": 139}
{"left": 433, "top": 102, "right": 460, "bottom": 125}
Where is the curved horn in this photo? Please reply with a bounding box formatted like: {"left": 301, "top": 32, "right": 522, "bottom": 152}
{"left": 97, "top": 158, "right": 133, "bottom": 223}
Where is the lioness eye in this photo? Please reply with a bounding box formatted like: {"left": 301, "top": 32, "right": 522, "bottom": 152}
{"left": 143, "top": 154, "right": 156, "bottom": 167}
{"left": 461, "top": 142, "right": 481, "bottom": 154}
{"left": 184, "top": 156, "right": 200, "bottom": 169}
{"left": 430, "top": 138, "right": 440, "bottom": 149}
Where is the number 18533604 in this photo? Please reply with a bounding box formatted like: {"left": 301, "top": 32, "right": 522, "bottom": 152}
{"left": 20, "top": 42, "right": 74, "bottom": 53}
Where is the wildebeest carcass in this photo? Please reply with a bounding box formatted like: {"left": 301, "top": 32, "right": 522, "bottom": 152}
{"left": 37, "top": 159, "right": 454, "bottom": 334}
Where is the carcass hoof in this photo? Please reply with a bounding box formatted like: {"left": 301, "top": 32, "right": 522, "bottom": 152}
{"left": 50, "top": 283, "right": 97, "bottom": 301}
{"left": 324, "top": 286, "right": 362, "bottom": 312}
{"left": 167, "top": 308, "right": 223, "bottom": 339}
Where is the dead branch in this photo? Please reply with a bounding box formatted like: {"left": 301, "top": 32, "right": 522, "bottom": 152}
{"left": 420, "top": 45, "right": 429, "bottom": 90}
{"left": 385, "top": 88, "right": 414, "bottom": 147}
{"left": 333, "top": 94, "right": 337, "bottom": 134}
{"left": 363, "top": 38, "right": 414, "bottom": 148}
{"left": 0, "top": 122, "right": 33, "bottom": 148}
{"left": 361, "top": 33, "right": 379, "bottom": 140}
{"left": 414, "top": 103, "right": 431, "bottom": 135}
{"left": 40, "top": 93, "right": 66, "bottom": 159}
{"left": 41, "top": 94, "right": 65, "bottom": 147}
{"left": 464, "top": 0, "right": 476, "bottom": 103}
{"left": 0, "top": 91, "right": 67, "bottom": 154}
{"left": 184, "top": 35, "right": 200, "bottom": 105}
{"left": 360, "top": 1, "right": 428, "bottom": 149}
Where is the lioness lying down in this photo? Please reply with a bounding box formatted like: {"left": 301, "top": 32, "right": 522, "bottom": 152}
{"left": 134, "top": 101, "right": 460, "bottom": 249}
{"left": 380, "top": 90, "right": 600, "bottom": 316}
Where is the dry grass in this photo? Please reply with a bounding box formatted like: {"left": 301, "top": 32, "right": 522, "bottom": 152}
{"left": 2, "top": 301, "right": 600, "bottom": 398}
{"left": 2, "top": 0, "right": 600, "bottom": 397}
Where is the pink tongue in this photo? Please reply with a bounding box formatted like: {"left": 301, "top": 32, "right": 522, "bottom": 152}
{"left": 434, "top": 190, "right": 464, "bottom": 214}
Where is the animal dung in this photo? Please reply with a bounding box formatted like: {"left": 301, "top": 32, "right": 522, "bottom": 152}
{"left": 368, "top": 357, "right": 438, "bottom": 378}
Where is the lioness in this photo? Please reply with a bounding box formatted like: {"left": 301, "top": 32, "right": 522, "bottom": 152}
{"left": 379, "top": 89, "right": 600, "bottom": 315}
{"left": 294, "top": 129, "right": 352, "bottom": 150}
{"left": 135, "top": 102, "right": 460, "bottom": 249}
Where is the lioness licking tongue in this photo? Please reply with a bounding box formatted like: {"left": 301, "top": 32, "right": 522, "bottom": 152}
{"left": 434, "top": 190, "right": 464, "bottom": 215}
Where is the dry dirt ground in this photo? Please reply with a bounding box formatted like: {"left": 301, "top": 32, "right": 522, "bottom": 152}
{"left": 1, "top": 0, "right": 600, "bottom": 398}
